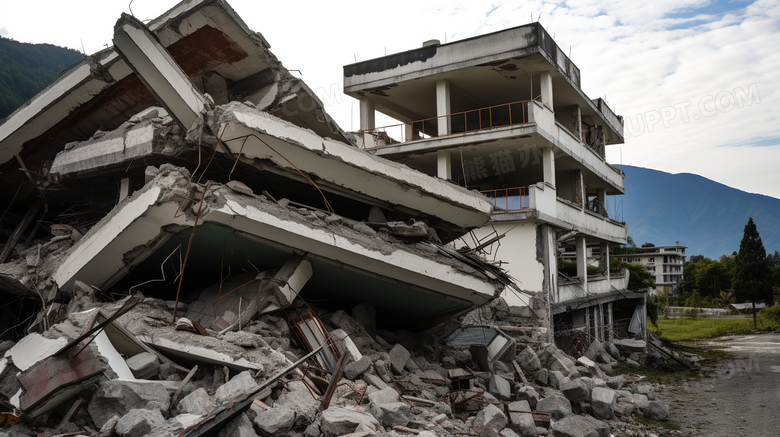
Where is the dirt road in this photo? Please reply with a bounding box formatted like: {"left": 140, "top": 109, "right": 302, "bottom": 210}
{"left": 658, "top": 332, "right": 780, "bottom": 436}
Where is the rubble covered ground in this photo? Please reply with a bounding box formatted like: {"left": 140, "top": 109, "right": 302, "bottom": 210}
{"left": 0, "top": 294, "right": 693, "bottom": 437}
{"left": 0, "top": 0, "right": 692, "bottom": 436}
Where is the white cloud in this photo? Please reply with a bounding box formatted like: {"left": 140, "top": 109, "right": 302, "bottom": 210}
{"left": 0, "top": 0, "right": 777, "bottom": 198}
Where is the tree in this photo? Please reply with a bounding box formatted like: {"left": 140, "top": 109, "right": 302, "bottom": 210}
{"left": 626, "top": 263, "right": 655, "bottom": 291}
{"left": 733, "top": 218, "right": 773, "bottom": 328}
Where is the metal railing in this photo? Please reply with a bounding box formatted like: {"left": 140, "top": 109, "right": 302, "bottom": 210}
{"left": 480, "top": 186, "right": 529, "bottom": 210}
{"left": 362, "top": 99, "right": 533, "bottom": 144}
{"left": 586, "top": 198, "right": 609, "bottom": 218}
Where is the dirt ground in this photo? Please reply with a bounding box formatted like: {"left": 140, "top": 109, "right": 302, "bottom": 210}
{"left": 655, "top": 332, "right": 780, "bottom": 436}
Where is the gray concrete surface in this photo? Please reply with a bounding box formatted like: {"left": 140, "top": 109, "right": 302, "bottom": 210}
{"left": 660, "top": 333, "right": 780, "bottom": 436}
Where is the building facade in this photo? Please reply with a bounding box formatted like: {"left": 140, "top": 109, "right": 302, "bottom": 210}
{"left": 343, "top": 24, "right": 644, "bottom": 348}
{"left": 617, "top": 245, "right": 687, "bottom": 295}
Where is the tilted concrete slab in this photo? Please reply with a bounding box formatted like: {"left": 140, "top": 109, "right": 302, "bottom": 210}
{"left": 215, "top": 102, "right": 493, "bottom": 230}
{"left": 0, "top": 0, "right": 349, "bottom": 187}
{"left": 51, "top": 166, "right": 501, "bottom": 324}
{"left": 113, "top": 14, "right": 210, "bottom": 131}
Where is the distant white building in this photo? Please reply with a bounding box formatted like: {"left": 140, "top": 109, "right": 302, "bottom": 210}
{"left": 616, "top": 245, "right": 686, "bottom": 294}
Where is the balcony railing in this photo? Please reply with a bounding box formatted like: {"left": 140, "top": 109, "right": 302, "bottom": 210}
{"left": 361, "top": 99, "right": 533, "bottom": 144}
{"left": 480, "top": 186, "right": 529, "bottom": 210}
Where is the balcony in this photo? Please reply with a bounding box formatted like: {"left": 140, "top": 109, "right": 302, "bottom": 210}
{"left": 480, "top": 186, "right": 529, "bottom": 210}
{"left": 556, "top": 270, "right": 629, "bottom": 303}
{"left": 358, "top": 99, "right": 533, "bottom": 147}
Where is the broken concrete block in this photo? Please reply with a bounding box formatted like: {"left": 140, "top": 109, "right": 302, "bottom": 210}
{"left": 388, "top": 343, "right": 411, "bottom": 374}
{"left": 489, "top": 374, "right": 512, "bottom": 401}
{"left": 386, "top": 220, "right": 429, "bottom": 238}
{"left": 635, "top": 383, "right": 656, "bottom": 400}
{"left": 507, "top": 400, "right": 535, "bottom": 436}
{"left": 625, "top": 393, "right": 650, "bottom": 410}
{"left": 583, "top": 339, "right": 604, "bottom": 362}
{"left": 550, "top": 414, "right": 610, "bottom": 437}
{"left": 368, "top": 386, "right": 400, "bottom": 405}
{"left": 536, "top": 394, "right": 572, "bottom": 421}
{"left": 6, "top": 333, "right": 68, "bottom": 371}
{"left": 516, "top": 386, "right": 540, "bottom": 409}
{"left": 548, "top": 370, "right": 567, "bottom": 389}
{"left": 330, "top": 328, "right": 362, "bottom": 363}
{"left": 254, "top": 405, "right": 296, "bottom": 436}
{"left": 369, "top": 401, "right": 411, "bottom": 428}
{"left": 115, "top": 409, "right": 165, "bottom": 437}
{"left": 215, "top": 370, "right": 259, "bottom": 404}
{"left": 539, "top": 345, "right": 578, "bottom": 378}
{"left": 126, "top": 352, "right": 159, "bottom": 379}
{"left": 500, "top": 428, "right": 521, "bottom": 437}
{"left": 603, "top": 342, "right": 621, "bottom": 361}
{"left": 344, "top": 356, "right": 372, "bottom": 380}
{"left": 561, "top": 378, "right": 590, "bottom": 403}
{"left": 590, "top": 387, "right": 616, "bottom": 420}
{"left": 576, "top": 356, "right": 601, "bottom": 378}
{"left": 516, "top": 346, "right": 541, "bottom": 373}
{"left": 606, "top": 375, "right": 624, "bottom": 390}
{"left": 178, "top": 387, "right": 215, "bottom": 416}
{"left": 319, "top": 407, "right": 379, "bottom": 437}
{"left": 535, "top": 368, "right": 548, "bottom": 385}
{"left": 226, "top": 180, "right": 254, "bottom": 196}
{"left": 99, "top": 415, "right": 121, "bottom": 436}
{"left": 643, "top": 400, "right": 669, "bottom": 421}
{"left": 87, "top": 380, "right": 171, "bottom": 428}
{"left": 613, "top": 339, "right": 645, "bottom": 354}
{"left": 0, "top": 358, "right": 21, "bottom": 400}
{"left": 276, "top": 380, "right": 319, "bottom": 423}
{"left": 218, "top": 412, "right": 259, "bottom": 437}
{"left": 362, "top": 373, "right": 388, "bottom": 390}
{"left": 474, "top": 403, "right": 508, "bottom": 435}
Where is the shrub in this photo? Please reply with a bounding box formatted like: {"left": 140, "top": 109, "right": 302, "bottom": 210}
{"left": 757, "top": 304, "right": 780, "bottom": 331}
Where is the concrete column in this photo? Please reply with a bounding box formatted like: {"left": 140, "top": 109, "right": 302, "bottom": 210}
{"left": 359, "top": 98, "right": 375, "bottom": 131}
{"left": 540, "top": 72, "right": 553, "bottom": 110}
{"left": 597, "top": 188, "right": 607, "bottom": 211}
{"left": 542, "top": 147, "right": 556, "bottom": 187}
{"left": 436, "top": 79, "right": 451, "bottom": 136}
{"left": 599, "top": 241, "right": 610, "bottom": 281}
{"left": 576, "top": 235, "right": 588, "bottom": 294}
{"left": 584, "top": 308, "right": 591, "bottom": 338}
{"left": 570, "top": 105, "right": 582, "bottom": 139}
{"left": 595, "top": 304, "right": 603, "bottom": 341}
{"left": 571, "top": 170, "right": 584, "bottom": 207}
{"left": 119, "top": 178, "right": 131, "bottom": 202}
{"left": 607, "top": 302, "right": 614, "bottom": 342}
{"left": 404, "top": 123, "right": 413, "bottom": 141}
{"left": 437, "top": 150, "right": 452, "bottom": 180}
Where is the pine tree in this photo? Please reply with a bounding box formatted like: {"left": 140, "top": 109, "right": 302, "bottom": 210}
{"left": 733, "top": 217, "right": 773, "bottom": 328}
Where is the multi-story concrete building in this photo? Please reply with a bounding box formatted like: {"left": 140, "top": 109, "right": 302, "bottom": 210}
{"left": 344, "top": 23, "right": 644, "bottom": 348}
{"left": 617, "top": 245, "right": 687, "bottom": 295}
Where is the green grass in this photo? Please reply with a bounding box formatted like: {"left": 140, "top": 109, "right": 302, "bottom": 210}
{"left": 635, "top": 416, "right": 681, "bottom": 430}
{"left": 650, "top": 317, "right": 756, "bottom": 341}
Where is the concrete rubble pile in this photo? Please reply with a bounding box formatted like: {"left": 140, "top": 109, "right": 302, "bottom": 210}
{"left": 0, "top": 295, "right": 676, "bottom": 437}
{"left": 0, "top": 1, "right": 676, "bottom": 436}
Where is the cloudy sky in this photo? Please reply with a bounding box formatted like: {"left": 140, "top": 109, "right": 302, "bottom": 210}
{"left": 1, "top": 0, "right": 778, "bottom": 198}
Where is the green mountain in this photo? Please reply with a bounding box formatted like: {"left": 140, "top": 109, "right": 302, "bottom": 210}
{"left": 0, "top": 36, "right": 84, "bottom": 120}
{"left": 615, "top": 165, "right": 780, "bottom": 260}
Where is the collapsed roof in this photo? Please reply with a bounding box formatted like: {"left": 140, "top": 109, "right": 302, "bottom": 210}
{"left": 0, "top": 0, "right": 517, "bottom": 335}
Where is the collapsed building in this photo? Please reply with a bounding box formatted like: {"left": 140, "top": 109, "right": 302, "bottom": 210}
{"left": 0, "top": 2, "right": 682, "bottom": 437}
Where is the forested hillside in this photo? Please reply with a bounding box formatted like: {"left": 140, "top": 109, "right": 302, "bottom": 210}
{"left": 0, "top": 36, "right": 84, "bottom": 120}
{"left": 617, "top": 165, "right": 780, "bottom": 259}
